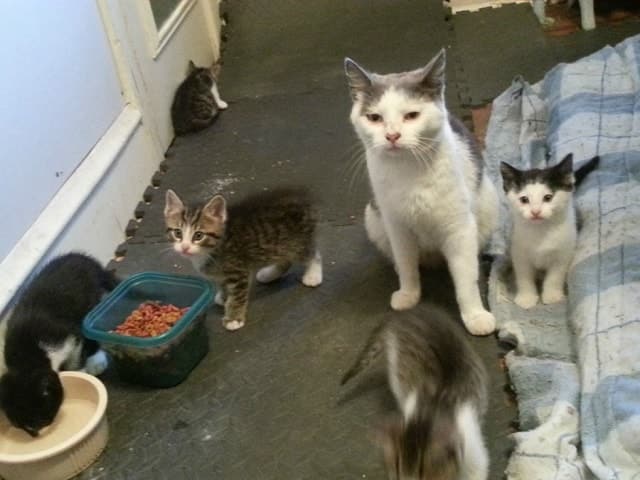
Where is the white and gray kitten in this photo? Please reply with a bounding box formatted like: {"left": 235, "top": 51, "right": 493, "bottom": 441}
{"left": 344, "top": 49, "right": 500, "bottom": 336}
{"left": 500, "top": 154, "right": 599, "bottom": 309}
{"left": 342, "top": 304, "right": 489, "bottom": 480}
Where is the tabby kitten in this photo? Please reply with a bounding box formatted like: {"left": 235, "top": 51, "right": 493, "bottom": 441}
{"left": 0, "top": 253, "right": 116, "bottom": 436}
{"left": 341, "top": 304, "right": 489, "bottom": 480}
{"left": 345, "top": 49, "right": 499, "bottom": 336}
{"left": 164, "top": 188, "right": 323, "bottom": 331}
{"left": 500, "top": 154, "right": 599, "bottom": 309}
{"left": 171, "top": 60, "right": 228, "bottom": 136}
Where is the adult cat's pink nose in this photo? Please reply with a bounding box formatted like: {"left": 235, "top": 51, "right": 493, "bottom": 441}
{"left": 385, "top": 132, "right": 401, "bottom": 144}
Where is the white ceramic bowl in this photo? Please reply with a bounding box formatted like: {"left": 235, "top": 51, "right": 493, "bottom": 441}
{"left": 0, "top": 371, "right": 108, "bottom": 480}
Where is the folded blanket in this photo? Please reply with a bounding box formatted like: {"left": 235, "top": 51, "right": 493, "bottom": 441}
{"left": 485, "top": 34, "right": 640, "bottom": 479}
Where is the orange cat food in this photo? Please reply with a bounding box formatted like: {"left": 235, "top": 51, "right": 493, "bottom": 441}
{"left": 114, "top": 302, "right": 189, "bottom": 337}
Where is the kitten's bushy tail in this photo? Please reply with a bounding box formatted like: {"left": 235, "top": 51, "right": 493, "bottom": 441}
{"left": 340, "top": 321, "right": 386, "bottom": 385}
{"left": 574, "top": 155, "right": 599, "bottom": 187}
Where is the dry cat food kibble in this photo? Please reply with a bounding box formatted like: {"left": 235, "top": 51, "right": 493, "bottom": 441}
{"left": 113, "top": 302, "right": 189, "bottom": 337}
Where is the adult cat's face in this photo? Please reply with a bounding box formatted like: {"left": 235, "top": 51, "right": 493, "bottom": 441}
{"left": 345, "top": 50, "right": 447, "bottom": 155}
{"left": 164, "top": 190, "right": 226, "bottom": 259}
{"left": 501, "top": 154, "right": 575, "bottom": 223}
{"left": 0, "top": 369, "right": 63, "bottom": 437}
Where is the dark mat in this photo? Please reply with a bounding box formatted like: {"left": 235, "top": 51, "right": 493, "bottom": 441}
{"left": 78, "top": 2, "right": 524, "bottom": 478}
{"left": 452, "top": 3, "right": 640, "bottom": 106}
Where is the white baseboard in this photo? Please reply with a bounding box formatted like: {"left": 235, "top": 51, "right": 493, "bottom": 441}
{"left": 447, "top": 0, "right": 529, "bottom": 13}
{"left": 0, "top": 105, "right": 161, "bottom": 316}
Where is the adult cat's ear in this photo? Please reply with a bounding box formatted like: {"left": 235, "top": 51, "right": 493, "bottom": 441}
{"left": 500, "top": 162, "right": 521, "bottom": 192}
{"left": 344, "top": 58, "right": 371, "bottom": 101}
{"left": 164, "top": 189, "right": 184, "bottom": 218}
{"left": 419, "top": 48, "right": 446, "bottom": 95}
{"left": 188, "top": 60, "right": 197, "bottom": 74}
{"left": 203, "top": 195, "right": 227, "bottom": 224}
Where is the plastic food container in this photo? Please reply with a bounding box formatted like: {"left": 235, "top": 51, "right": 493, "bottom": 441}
{"left": 0, "top": 372, "right": 108, "bottom": 480}
{"left": 83, "top": 272, "right": 213, "bottom": 388}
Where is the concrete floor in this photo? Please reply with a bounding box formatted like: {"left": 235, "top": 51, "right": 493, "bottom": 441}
{"left": 79, "top": 2, "right": 640, "bottom": 479}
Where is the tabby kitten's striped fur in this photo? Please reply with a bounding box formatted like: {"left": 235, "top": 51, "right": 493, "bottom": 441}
{"left": 164, "top": 188, "right": 322, "bottom": 331}
{"left": 171, "top": 60, "right": 228, "bottom": 136}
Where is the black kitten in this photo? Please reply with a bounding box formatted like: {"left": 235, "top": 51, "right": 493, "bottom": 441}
{"left": 0, "top": 252, "right": 117, "bottom": 436}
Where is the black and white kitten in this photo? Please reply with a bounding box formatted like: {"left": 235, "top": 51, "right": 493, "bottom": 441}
{"left": 164, "top": 188, "right": 322, "bottom": 331}
{"left": 171, "top": 60, "right": 228, "bottom": 136}
{"left": 0, "top": 253, "right": 116, "bottom": 436}
{"left": 500, "top": 154, "right": 599, "bottom": 309}
{"left": 342, "top": 304, "right": 489, "bottom": 480}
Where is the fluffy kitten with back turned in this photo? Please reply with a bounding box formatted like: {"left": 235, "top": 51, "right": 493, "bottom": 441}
{"left": 345, "top": 49, "right": 499, "bottom": 336}
{"left": 500, "top": 153, "right": 599, "bottom": 309}
{"left": 341, "top": 304, "right": 489, "bottom": 480}
{"left": 171, "top": 60, "right": 228, "bottom": 136}
{"left": 0, "top": 253, "right": 116, "bottom": 436}
{"left": 164, "top": 188, "right": 323, "bottom": 331}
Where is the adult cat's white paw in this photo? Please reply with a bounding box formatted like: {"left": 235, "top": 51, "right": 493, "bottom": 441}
{"left": 302, "top": 252, "right": 322, "bottom": 287}
{"left": 215, "top": 290, "right": 225, "bottom": 306}
{"left": 217, "top": 100, "right": 228, "bottom": 110}
{"left": 83, "top": 350, "right": 109, "bottom": 376}
{"left": 462, "top": 310, "right": 496, "bottom": 336}
{"left": 514, "top": 292, "right": 539, "bottom": 309}
{"left": 223, "top": 318, "right": 245, "bottom": 331}
{"left": 542, "top": 289, "right": 565, "bottom": 304}
{"left": 390, "top": 289, "right": 420, "bottom": 311}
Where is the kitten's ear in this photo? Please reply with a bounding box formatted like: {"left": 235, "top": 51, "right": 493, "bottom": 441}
{"left": 419, "top": 48, "right": 446, "bottom": 94}
{"left": 556, "top": 153, "right": 574, "bottom": 174}
{"left": 164, "top": 189, "right": 185, "bottom": 218}
{"left": 500, "top": 162, "right": 521, "bottom": 192}
{"left": 188, "top": 60, "right": 197, "bottom": 74}
{"left": 344, "top": 58, "right": 372, "bottom": 101}
{"left": 203, "top": 195, "right": 227, "bottom": 223}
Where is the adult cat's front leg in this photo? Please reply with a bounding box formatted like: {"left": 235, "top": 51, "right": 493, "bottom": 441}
{"left": 222, "top": 270, "right": 251, "bottom": 331}
{"left": 442, "top": 229, "right": 495, "bottom": 335}
{"left": 384, "top": 216, "right": 421, "bottom": 311}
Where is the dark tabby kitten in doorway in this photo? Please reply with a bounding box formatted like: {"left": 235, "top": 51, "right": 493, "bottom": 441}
{"left": 342, "top": 304, "right": 489, "bottom": 480}
{"left": 164, "top": 188, "right": 323, "bottom": 331}
{"left": 0, "top": 253, "right": 117, "bottom": 436}
{"left": 171, "top": 60, "right": 228, "bottom": 135}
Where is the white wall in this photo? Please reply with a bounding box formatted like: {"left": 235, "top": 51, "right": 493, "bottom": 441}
{"left": 0, "top": 1, "right": 123, "bottom": 261}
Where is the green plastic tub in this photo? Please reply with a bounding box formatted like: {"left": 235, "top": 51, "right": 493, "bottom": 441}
{"left": 82, "top": 272, "right": 213, "bottom": 388}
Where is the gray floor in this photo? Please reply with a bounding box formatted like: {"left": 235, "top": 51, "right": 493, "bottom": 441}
{"left": 80, "top": 3, "right": 639, "bottom": 479}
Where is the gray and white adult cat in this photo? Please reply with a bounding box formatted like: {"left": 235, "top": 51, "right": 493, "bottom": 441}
{"left": 500, "top": 154, "right": 599, "bottom": 309}
{"left": 0, "top": 253, "right": 115, "bottom": 436}
{"left": 164, "top": 188, "right": 322, "bottom": 331}
{"left": 171, "top": 60, "right": 228, "bottom": 136}
{"left": 345, "top": 49, "right": 499, "bottom": 335}
{"left": 341, "top": 304, "right": 489, "bottom": 480}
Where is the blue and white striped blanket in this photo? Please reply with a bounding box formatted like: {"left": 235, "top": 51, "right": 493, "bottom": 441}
{"left": 485, "top": 34, "right": 640, "bottom": 479}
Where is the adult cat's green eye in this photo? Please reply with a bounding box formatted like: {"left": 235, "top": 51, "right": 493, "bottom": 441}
{"left": 404, "top": 111, "right": 420, "bottom": 120}
{"left": 543, "top": 194, "right": 553, "bottom": 202}
{"left": 366, "top": 113, "right": 382, "bottom": 123}
{"left": 192, "top": 232, "right": 204, "bottom": 242}
{"left": 519, "top": 196, "right": 529, "bottom": 204}
{"left": 173, "top": 229, "right": 183, "bottom": 240}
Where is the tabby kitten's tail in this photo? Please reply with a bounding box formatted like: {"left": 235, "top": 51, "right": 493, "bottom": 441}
{"left": 340, "top": 322, "right": 386, "bottom": 385}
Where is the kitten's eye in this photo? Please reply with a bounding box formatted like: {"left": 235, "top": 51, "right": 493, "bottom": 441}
{"left": 543, "top": 194, "right": 554, "bottom": 202}
{"left": 404, "top": 111, "right": 420, "bottom": 120}
{"left": 366, "top": 113, "right": 382, "bottom": 123}
{"left": 519, "top": 196, "right": 529, "bottom": 204}
{"left": 173, "top": 229, "right": 183, "bottom": 240}
{"left": 192, "top": 231, "right": 204, "bottom": 242}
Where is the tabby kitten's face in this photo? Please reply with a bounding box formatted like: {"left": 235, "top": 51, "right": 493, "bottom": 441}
{"left": 501, "top": 154, "right": 575, "bottom": 223}
{"left": 164, "top": 189, "right": 226, "bottom": 259}
{"left": 345, "top": 50, "right": 446, "bottom": 154}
